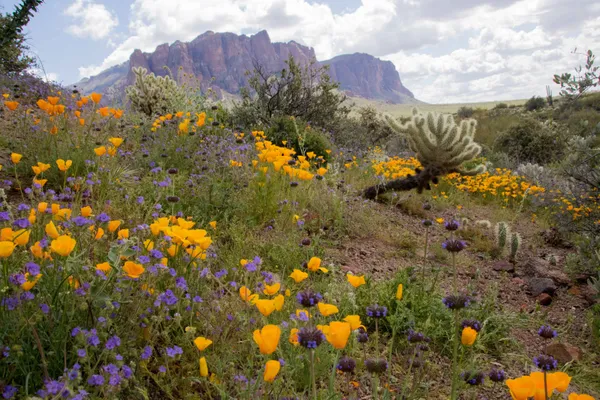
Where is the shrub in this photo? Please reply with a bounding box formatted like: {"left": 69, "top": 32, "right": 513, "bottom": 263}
{"left": 493, "top": 103, "right": 508, "bottom": 109}
{"left": 524, "top": 96, "right": 546, "bottom": 111}
{"left": 330, "top": 106, "right": 396, "bottom": 151}
{"left": 266, "top": 115, "right": 332, "bottom": 160}
{"left": 494, "top": 119, "right": 564, "bottom": 164}
{"left": 474, "top": 113, "right": 523, "bottom": 149}
{"left": 457, "top": 106, "right": 474, "bottom": 118}
{"left": 232, "top": 56, "right": 350, "bottom": 131}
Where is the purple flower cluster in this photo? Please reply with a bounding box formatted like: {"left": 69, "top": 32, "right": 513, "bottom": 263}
{"left": 366, "top": 304, "right": 387, "bottom": 318}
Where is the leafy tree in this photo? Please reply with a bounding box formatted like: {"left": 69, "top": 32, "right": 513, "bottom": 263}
{"left": 0, "top": 0, "right": 44, "bottom": 74}
{"left": 233, "top": 56, "right": 350, "bottom": 130}
{"left": 553, "top": 49, "right": 599, "bottom": 101}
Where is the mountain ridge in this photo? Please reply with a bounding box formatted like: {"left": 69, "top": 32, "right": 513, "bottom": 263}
{"left": 75, "top": 30, "right": 416, "bottom": 104}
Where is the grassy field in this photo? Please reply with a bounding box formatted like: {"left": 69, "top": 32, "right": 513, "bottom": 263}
{"left": 348, "top": 96, "right": 528, "bottom": 117}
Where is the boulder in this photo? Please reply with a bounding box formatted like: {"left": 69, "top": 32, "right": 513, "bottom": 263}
{"left": 520, "top": 257, "right": 570, "bottom": 286}
{"left": 527, "top": 278, "right": 557, "bottom": 297}
{"left": 546, "top": 343, "right": 582, "bottom": 364}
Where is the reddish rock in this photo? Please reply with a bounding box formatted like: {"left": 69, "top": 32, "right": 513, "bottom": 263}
{"left": 536, "top": 293, "right": 552, "bottom": 306}
{"left": 512, "top": 277, "right": 525, "bottom": 286}
{"left": 492, "top": 260, "right": 515, "bottom": 273}
{"left": 546, "top": 343, "right": 582, "bottom": 364}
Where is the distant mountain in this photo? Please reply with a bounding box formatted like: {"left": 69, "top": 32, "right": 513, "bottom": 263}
{"left": 74, "top": 30, "right": 416, "bottom": 104}
{"left": 322, "top": 53, "right": 414, "bottom": 104}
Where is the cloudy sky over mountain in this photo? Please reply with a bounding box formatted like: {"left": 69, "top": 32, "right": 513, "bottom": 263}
{"left": 5, "top": 0, "right": 600, "bottom": 103}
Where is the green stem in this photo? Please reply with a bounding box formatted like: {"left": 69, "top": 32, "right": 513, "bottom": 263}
{"left": 452, "top": 252, "right": 457, "bottom": 294}
{"left": 544, "top": 371, "right": 548, "bottom": 400}
{"left": 14, "top": 166, "right": 24, "bottom": 201}
{"left": 423, "top": 227, "right": 429, "bottom": 260}
{"left": 310, "top": 349, "right": 317, "bottom": 400}
{"left": 372, "top": 374, "right": 379, "bottom": 400}
{"left": 450, "top": 309, "right": 460, "bottom": 400}
{"left": 375, "top": 319, "right": 379, "bottom": 353}
{"left": 329, "top": 350, "right": 340, "bottom": 394}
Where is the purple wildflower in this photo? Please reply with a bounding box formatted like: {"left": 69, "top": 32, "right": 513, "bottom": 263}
{"left": 87, "top": 375, "right": 104, "bottom": 386}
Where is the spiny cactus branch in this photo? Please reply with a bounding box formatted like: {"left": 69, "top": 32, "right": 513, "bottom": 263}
{"left": 363, "top": 108, "right": 485, "bottom": 199}
{"left": 363, "top": 167, "right": 441, "bottom": 199}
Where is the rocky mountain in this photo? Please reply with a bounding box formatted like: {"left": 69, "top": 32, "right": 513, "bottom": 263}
{"left": 322, "top": 53, "right": 414, "bottom": 103}
{"left": 75, "top": 30, "right": 415, "bottom": 104}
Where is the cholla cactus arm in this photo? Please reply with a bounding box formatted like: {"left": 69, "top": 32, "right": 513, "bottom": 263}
{"left": 126, "top": 67, "right": 187, "bottom": 116}
{"left": 365, "top": 109, "right": 485, "bottom": 198}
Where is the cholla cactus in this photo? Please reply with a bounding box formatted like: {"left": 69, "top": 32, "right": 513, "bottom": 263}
{"left": 509, "top": 232, "right": 522, "bottom": 262}
{"left": 516, "top": 163, "right": 545, "bottom": 185}
{"left": 125, "top": 67, "right": 186, "bottom": 116}
{"left": 364, "top": 108, "right": 485, "bottom": 198}
{"left": 494, "top": 222, "right": 510, "bottom": 250}
{"left": 475, "top": 220, "right": 492, "bottom": 229}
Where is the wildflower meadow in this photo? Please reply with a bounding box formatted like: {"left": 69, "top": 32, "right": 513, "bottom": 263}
{"left": 0, "top": 83, "right": 598, "bottom": 400}
{"left": 0, "top": 6, "right": 599, "bottom": 398}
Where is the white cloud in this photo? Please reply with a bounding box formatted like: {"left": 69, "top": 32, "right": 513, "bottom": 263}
{"left": 29, "top": 68, "right": 60, "bottom": 83}
{"left": 65, "top": 0, "right": 119, "bottom": 40}
{"left": 76, "top": 0, "right": 600, "bottom": 103}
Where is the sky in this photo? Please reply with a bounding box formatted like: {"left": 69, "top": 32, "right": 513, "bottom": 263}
{"left": 2, "top": 0, "right": 600, "bottom": 103}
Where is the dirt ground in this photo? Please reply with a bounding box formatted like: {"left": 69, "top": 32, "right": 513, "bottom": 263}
{"left": 326, "top": 199, "right": 599, "bottom": 399}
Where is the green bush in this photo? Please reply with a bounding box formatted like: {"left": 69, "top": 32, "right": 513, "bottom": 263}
{"left": 494, "top": 119, "right": 564, "bottom": 164}
{"left": 266, "top": 115, "right": 332, "bottom": 160}
{"left": 457, "top": 106, "right": 474, "bottom": 118}
{"left": 524, "top": 96, "right": 546, "bottom": 111}
{"left": 578, "top": 92, "right": 600, "bottom": 111}
{"left": 493, "top": 103, "right": 508, "bottom": 109}
{"left": 330, "top": 106, "right": 397, "bottom": 151}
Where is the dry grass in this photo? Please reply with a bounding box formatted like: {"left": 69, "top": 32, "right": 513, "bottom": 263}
{"left": 348, "top": 96, "right": 527, "bottom": 117}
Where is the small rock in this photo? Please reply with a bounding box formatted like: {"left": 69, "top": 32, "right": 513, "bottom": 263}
{"left": 536, "top": 293, "right": 552, "bottom": 306}
{"left": 512, "top": 278, "right": 525, "bottom": 286}
{"left": 527, "top": 277, "right": 557, "bottom": 297}
{"left": 492, "top": 260, "right": 515, "bottom": 273}
{"left": 546, "top": 343, "right": 582, "bottom": 364}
